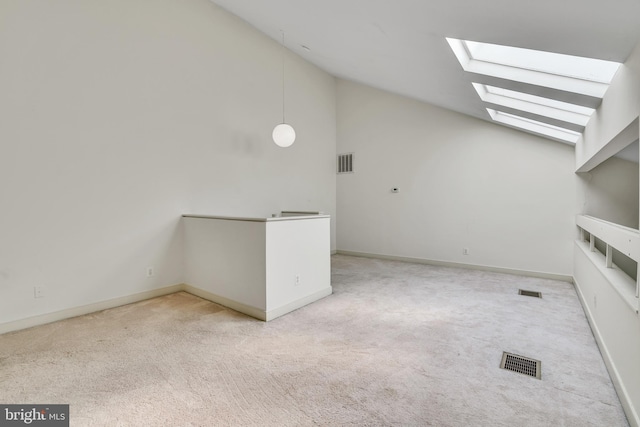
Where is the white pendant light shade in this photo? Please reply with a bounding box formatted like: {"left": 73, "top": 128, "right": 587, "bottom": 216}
{"left": 272, "top": 123, "right": 296, "bottom": 148}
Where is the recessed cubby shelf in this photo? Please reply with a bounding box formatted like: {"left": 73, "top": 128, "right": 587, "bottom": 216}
{"left": 576, "top": 215, "right": 639, "bottom": 313}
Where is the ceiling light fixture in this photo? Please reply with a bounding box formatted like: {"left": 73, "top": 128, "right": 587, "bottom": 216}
{"left": 273, "top": 31, "right": 296, "bottom": 148}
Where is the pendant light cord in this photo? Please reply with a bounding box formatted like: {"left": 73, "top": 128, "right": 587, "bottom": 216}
{"left": 281, "top": 31, "right": 286, "bottom": 124}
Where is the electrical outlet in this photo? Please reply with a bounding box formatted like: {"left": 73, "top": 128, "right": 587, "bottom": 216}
{"left": 463, "top": 248, "right": 469, "bottom": 255}
{"left": 295, "top": 275, "right": 301, "bottom": 286}
{"left": 146, "top": 267, "right": 154, "bottom": 278}
{"left": 34, "top": 286, "right": 44, "bottom": 298}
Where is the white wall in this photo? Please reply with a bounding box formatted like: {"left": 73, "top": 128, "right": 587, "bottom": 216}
{"left": 183, "top": 215, "right": 331, "bottom": 321}
{"left": 336, "top": 79, "right": 577, "bottom": 276}
{"left": 265, "top": 217, "right": 331, "bottom": 313}
{"left": 0, "top": 0, "right": 336, "bottom": 325}
{"left": 184, "top": 217, "right": 267, "bottom": 311}
{"left": 574, "top": 243, "right": 640, "bottom": 426}
{"left": 573, "top": 41, "right": 640, "bottom": 427}
{"left": 578, "top": 156, "right": 639, "bottom": 229}
{"left": 576, "top": 42, "right": 640, "bottom": 171}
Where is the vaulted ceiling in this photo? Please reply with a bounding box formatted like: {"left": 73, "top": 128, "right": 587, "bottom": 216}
{"left": 210, "top": 0, "right": 640, "bottom": 144}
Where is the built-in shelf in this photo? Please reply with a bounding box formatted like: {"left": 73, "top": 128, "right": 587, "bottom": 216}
{"left": 576, "top": 215, "right": 639, "bottom": 313}
{"left": 575, "top": 239, "right": 638, "bottom": 313}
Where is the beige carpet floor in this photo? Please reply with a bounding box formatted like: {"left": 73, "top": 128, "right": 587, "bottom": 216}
{"left": 0, "top": 255, "right": 629, "bottom": 426}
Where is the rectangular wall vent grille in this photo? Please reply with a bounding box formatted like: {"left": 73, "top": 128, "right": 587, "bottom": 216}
{"left": 519, "top": 289, "right": 542, "bottom": 298}
{"left": 337, "top": 153, "right": 354, "bottom": 174}
{"left": 500, "top": 352, "right": 541, "bottom": 379}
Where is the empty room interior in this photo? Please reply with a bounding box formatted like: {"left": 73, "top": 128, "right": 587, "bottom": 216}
{"left": 1, "top": 0, "right": 640, "bottom": 425}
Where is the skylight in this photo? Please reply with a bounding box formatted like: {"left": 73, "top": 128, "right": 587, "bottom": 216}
{"left": 472, "top": 83, "right": 593, "bottom": 126}
{"left": 487, "top": 109, "right": 581, "bottom": 144}
{"left": 447, "top": 38, "right": 622, "bottom": 143}
{"left": 482, "top": 85, "right": 595, "bottom": 115}
{"left": 464, "top": 40, "right": 620, "bottom": 84}
{"left": 447, "top": 38, "right": 621, "bottom": 98}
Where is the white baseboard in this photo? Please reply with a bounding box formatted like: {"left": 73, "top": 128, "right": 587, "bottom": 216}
{"left": 336, "top": 250, "right": 573, "bottom": 283}
{"left": 0, "top": 284, "right": 184, "bottom": 335}
{"left": 183, "top": 285, "right": 333, "bottom": 322}
{"left": 1, "top": 282, "right": 335, "bottom": 335}
{"left": 574, "top": 276, "right": 639, "bottom": 427}
{"left": 181, "top": 284, "right": 267, "bottom": 321}
{"left": 265, "top": 287, "right": 333, "bottom": 321}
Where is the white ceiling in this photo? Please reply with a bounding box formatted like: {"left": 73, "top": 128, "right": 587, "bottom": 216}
{"left": 210, "top": 0, "right": 640, "bottom": 139}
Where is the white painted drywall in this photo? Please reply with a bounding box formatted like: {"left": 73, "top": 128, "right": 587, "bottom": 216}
{"left": 578, "top": 156, "right": 639, "bottom": 229}
{"left": 576, "top": 42, "right": 640, "bottom": 171}
{"left": 265, "top": 217, "right": 331, "bottom": 311}
{"left": 0, "top": 0, "right": 336, "bottom": 325}
{"left": 183, "top": 215, "right": 331, "bottom": 319}
{"left": 183, "top": 217, "right": 267, "bottom": 310}
{"left": 574, "top": 243, "right": 640, "bottom": 426}
{"left": 336, "top": 79, "right": 577, "bottom": 276}
{"left": 573, "top": 41, "right": 640, "bottom": 427}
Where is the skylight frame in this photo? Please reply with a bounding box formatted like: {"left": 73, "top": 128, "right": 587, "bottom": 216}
{"left": 464, "top": 40, "right": 620, "bottom": 84}
{"left": 483, "top": 85, "right": 595, "bottom": 115}
{"left": 487, "top": 108, "right": 581, "bottom": 144}
{"left": 447, "top": 38, "right": 620, "bottom": 98}
{"left": 473, "top": 83, "right": 593, "bottom": 127}
{"left": 446, "top": 37, "right": 626, "bottom": 144}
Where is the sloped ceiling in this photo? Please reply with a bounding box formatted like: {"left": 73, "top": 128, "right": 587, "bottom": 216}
{"left": 210, "top": 0, "right": 640, "bottom": 140}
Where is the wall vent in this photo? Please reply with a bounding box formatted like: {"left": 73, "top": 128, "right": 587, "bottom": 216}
{"left": 337, "top": 153, "right": 354, "bottom": 174}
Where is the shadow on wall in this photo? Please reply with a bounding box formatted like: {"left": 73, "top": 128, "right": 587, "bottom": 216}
{"left": 578, "top": 141, "right": 639, "bottom": 229}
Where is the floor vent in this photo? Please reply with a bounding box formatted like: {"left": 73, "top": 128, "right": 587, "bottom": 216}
{"left": 337, "top": 153, "right": 354, "bottom": 174}
{"left": 500, "top": 352, "right": 541, "bottom": 379}
{"left": 518, "top": 289, "right": 542, "bottom": 298}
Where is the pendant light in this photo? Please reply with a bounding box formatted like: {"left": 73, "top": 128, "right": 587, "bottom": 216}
{"left": 273, "top": 31, "right": 296, "bottom": 148}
